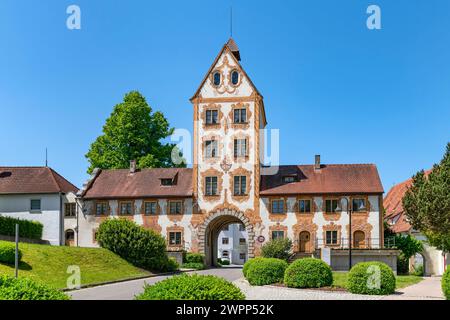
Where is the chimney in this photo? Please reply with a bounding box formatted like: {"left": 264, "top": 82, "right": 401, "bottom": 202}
{"left": 130, "top": 160, "right": 136, "bottom": 173}
{"left": 315, "top": 155, "right": 321, "bottom": 170}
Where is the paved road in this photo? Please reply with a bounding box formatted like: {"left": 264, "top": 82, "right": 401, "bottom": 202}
{"left": 70, "top": 267, "right": 243, "bottom": 300}
{"left": 382, "top": 276, "right": 444, "bottom": 300}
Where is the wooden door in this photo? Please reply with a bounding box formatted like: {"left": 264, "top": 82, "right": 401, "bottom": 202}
{"left": 353, "top": 231, "right": 365, "bottom": 248}
{"left": 299, "top": 231, "right": 311, "bottom": 252}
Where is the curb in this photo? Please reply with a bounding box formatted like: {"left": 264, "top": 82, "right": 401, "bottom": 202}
{"left": 63, "top": 268, "right": 197, "bottom": 292}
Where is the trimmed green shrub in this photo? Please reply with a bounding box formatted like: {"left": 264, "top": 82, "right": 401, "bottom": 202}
{"left": 97, "top": 218, "right": 173, "bottom": 272}
{"left": 397, "top": 253, "right": 410, "bottom": 275}
{"left": 261, "top": 238, "right": 292, "bottom": 261}
{"left": 442, "top": 267, "right": 450, "bottom": 300}
{"left": 181, "top": 262, "right": 205, "bottom": 270}
{"left": 243, "top": 257, "right": 264, "bottom": 277}
{"left": 163, "top": 257, "right": 179, "bottom": 272}
{"left": 221, "top": 259, "right": 230, "bottom": 265}
{"left": 347, "top": 261, "right": 396, "bottom": 295}
{"left": 284, "top": 258, "right": 333, "bottom": 288}
{"left": 0, "top": 275, "right": 69, "bottom": 300}
{"left": 0, "top": 242, "right": 22, "bottom": 264}
{"left": 245, "top": 258, "right": 288, "bottom": 286}
{"left": 135, "top": 274, "right": 245, "bottom": 300}
{"left": 184, "top": 253, "right": 204, "bottom": 264}
{"left": 0, "top": 216, "right": 43, "bottom": 240}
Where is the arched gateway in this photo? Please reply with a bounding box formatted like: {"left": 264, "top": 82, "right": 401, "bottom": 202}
{"left": 197, "top": 210, "right": 255, "bottom": 266}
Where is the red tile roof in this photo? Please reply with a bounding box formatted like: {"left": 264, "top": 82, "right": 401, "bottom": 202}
{"left": 260, "top": 164, "right": 383, "bottom": 195}
{"left": 383, "top": 170, "right": 431, "bottom": 233}
{"left": 0, "top": 167, "right": 78, "bottom": 194}
{"left": 82, "top": 168, "right": 192, "bottom": 199}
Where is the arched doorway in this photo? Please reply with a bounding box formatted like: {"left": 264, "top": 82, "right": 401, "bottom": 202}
{"left": 65, "top": 229, "right": 75, "bottom": 246}
{"left": 353, "top": 231, "right": 366, "bottom": 248}
{"left": 299, "top": 231, "right": 311, "bottom": 253}
{"left": 198, "top": 210, "right": 254, "bottom": 266}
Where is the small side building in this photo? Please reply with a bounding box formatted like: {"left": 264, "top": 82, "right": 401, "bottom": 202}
{"left": 0, "top": 166, "right": 78, "bottom": 245}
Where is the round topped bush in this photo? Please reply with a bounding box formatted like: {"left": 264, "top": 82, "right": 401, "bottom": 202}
{"left": 442, "top": 267, "right": 450, "bottom": 300}
{"left": 243, "top": 257, "right": 264, "bottom": 277}
{"left": 245, "top": 258, "right": 288, "bottom": 286}
{"left": 135, "top": 274, "right": 245, "bottom": 300}
{"left": 0, "top": 275, "right": 69, "bottom": 300}
{"left": 347, "top": 261, "right": 396, "bottom": 295}
{"left": 284, "top": 258, "right": 333, "bottom": 288}
{"left": 0, "top": 242, "right": 22, "bottom": 264}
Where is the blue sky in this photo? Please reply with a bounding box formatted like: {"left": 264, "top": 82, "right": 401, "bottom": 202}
{"left": 0, "top": 0, "right": 449, "bottom": 191}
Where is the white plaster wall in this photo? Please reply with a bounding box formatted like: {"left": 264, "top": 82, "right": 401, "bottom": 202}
{"left": 158, "top": 198, "right": 193, "bottom": 250}
{"left": 0, "top": 193, "right": 62, "bottom": 245}
{"left": 217, "top": 223, "right": 248, "bottom": 264}
{"left": 63, "top": 192, "right": 78, "bottom": 244}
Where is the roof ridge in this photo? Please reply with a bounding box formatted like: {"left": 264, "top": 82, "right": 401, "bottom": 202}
{"left": 49, "top": 167, "right": 79, "bottom": 191}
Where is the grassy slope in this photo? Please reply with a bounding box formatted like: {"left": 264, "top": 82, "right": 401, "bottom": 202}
{"left": 0, "top": 241, "right": 151, "bottom": 289}
{"left": 332, "top": 272, "right": 423, "bottom": 290}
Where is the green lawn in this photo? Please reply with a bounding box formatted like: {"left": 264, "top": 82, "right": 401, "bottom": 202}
{"left": 332, "top": 272, "right": 423, "bottom": 290}
{"left": 0, "top": 241, "right": 151, "bottom": 289}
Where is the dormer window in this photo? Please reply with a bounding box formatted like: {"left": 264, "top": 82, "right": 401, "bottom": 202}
{"left": 231, "top": 70, "right": 239, "bottom": 85}
{"left": 213, "top": 71, "right": 221, "bottom": 87}
{"left": 161, "top": 179, "right": 173, "bottom": 186}
{"left": 283, "top": 176, "right": 296, "bottom": 183}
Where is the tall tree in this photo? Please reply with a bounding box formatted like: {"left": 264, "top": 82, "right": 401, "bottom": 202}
{"left": 403, "top": 142, "right": 450, "bottom": 252}
{"left": 86, "top": 91, "right": 185, "bottom": 174}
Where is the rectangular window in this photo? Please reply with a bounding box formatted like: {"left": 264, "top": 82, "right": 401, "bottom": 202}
{"left": 233, "top": 139, "right": 247, "bottom": 157}
{"left": 64, "top": 203, "right": 76, "bottom": 217}
{"left": 205, "top": 140, "right": 218, "bottom": 158}
{"left": 120, "top": 202, "right": 133, "bottom": 215}
{"left": 169, "top": 201, "right": 182, "bottom": 214}
{"left": 222, "top": 238, "right": 229, "bottom": 245}
{"left": 239, "top": 253, "right": 246, "bottom": 260}
{"left": 233, "top": 176, "right": 247, "bottom": 196}
{"left": 352, "top": 198, "right": 367, "bottom": 212}
{"left": 325, "top": 199, "right": 339, "bottom": 213}
{"left": 239, "top": 238, "right": 246, "bottom": 245}
{"left": 30, "top": 199, "right": 41, "bottom": 211}
{"left": 272, "top": 231, "right": 285, "bottom": 240}
{"left": 233, "top": 108, "right": 247, "bottom": 123}
{"left": 144, "top": 202, "right": 157, "bottom": 215}
{"left": 169, "top": 232, "right": 182, "bottom": 245}
{"left": 239, "top": 224, "right": 245, "bottom": 231}
{"left": 299, "top": 200, "right": 311, "bottom": 213}
{"left": 205, "top": 176, "right": 218, "bottom": 196}
{"left": 95, "top": 202, "right": 108, "bottom": 216}
{"left": 326, "top": 231, "right": 338, "bottom": 245}
{"left": 271, "top": 200, "right": 285, "bottom": 214}
{"left": 205, "top": 110, "right": 218, "bottom": 125}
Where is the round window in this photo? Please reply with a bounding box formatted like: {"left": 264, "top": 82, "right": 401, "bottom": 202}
{"left": 213, "top": 72, "right": 221, "bottom": 86}
{"left": 231, "top": 70, "right": 239, "bottom": 85}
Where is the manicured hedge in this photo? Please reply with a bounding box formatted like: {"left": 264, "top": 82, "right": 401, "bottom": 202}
{"left": 135, "top": 274, "right": 245, "bottom": 300}
{"left": 245, "top": 258, "right": 288, "bottom": 286}
{"left": 243, "top": 257, "right": 264, "bottom": 277}
{"left": 284, "top": 258, "right": 333, "bottom": 288}
{"left": 347, "top": 261, "right": 396, "bottom": 295}
{"left": 184, "top": 253, "right": 204, "bottom": 264}
{"left": 0, "top": 216, "right": 43, "bottom": 240}
{"left": 0, "top": 275, "right": 69, "bottom": 300}
{"left": 181, "top": 262, "right": 205, "bottom": 270}
{"left": 0, "top": 242, "right": 22, "bottom": 264}
{"left": 442, "top": 267, "right": 450, "bottom": 300}
{"left": 97, "top": 218, "right": 175, "bottom": 272}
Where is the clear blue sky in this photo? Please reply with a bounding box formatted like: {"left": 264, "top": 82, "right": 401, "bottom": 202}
{"left": 0, "top": 0, "right": 449, "bottom": 192}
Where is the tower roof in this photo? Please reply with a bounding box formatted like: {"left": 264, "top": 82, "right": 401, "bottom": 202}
{"left": 226, "top": 38, "right": 240, "bottom": 61}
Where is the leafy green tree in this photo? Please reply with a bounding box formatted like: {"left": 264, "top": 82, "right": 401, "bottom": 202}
{"left": 86, "top": 91, "right": 185, "bottom": 173}
{"left": 403, "top": 142, "right": 450, "bottom": 252}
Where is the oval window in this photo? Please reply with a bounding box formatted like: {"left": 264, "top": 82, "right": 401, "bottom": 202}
{"left": 213, "top": 72, "right": 221, "bottom": 86}
{"left": 231, "top": 70, "right": 239, "bottom": 85}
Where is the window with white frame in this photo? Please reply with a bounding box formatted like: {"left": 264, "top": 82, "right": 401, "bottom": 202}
{"left": 233, "top": 139, "right": 247, "bottom": 157}
{"left": 205, "top": 140, "right": 218, "bottom": 158}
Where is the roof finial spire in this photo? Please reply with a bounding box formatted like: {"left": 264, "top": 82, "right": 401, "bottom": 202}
{"left": 45, "top": 148, "right": 48, "bottom": 167}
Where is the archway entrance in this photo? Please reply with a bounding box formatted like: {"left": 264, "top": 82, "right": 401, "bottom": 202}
{"left": 198, "top": 210, "right": 255, "bottom": 266}
{"left": 353, "top": 231, "right": 366, "bottom": 248}
{"left": 65, "top": 229, "right": 75, "bottom": 246}
{"left": 299, "top": 231, "right": 311, "bottom": 253}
